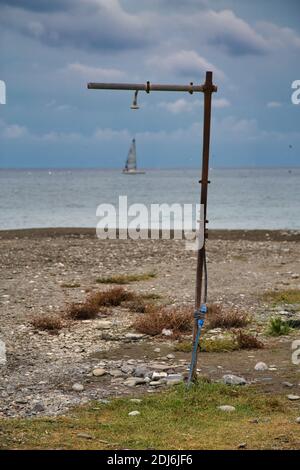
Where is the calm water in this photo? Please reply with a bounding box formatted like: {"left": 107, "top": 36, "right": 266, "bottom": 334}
{"left": 0, "top": 168, "right": 299, "bottom": 230}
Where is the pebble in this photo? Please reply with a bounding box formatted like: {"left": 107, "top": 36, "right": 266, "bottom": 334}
{"left": 77, "top": 433, "right": 94, "bottom": 440}
{"left": 223, "top": 374, "right": 247, "bottom": 386}
{"left": 72, "top": 383, "right": 84, "bottom": 392}
{"left": 124, "top": 333, "right": 144, "bottom": 341}
{"left": 92, "top": 368, "right": 106, "bottom": 377}
{"left": 129, "top": 399, "right": 142, "bottom": 403}
{"left": 124, "top": 378, "right": 145, "bottom": 387}
{"left": 95, "top": 320, "right": 112, "bottom": 330}
{"left": 287, "top": 394, "right": 300, "bottom": 401}
{"left": 296, "top": 417, "right": 300, "bottom": 424}
{"left": 134, "top": 366, "right": 150, "bottom": 378}
{"left": 162, "top": 329, "right": 173, "bottom": 336}
{"left": 254, "top": 362, "right": 268, "bottom": 371}
{"left": 152, "top": 371, "right": 168, "bottom": 381}
{"left": 218, "top": 405, "right": 236, "bottom": 412}
{"left": 282, "top": 382, "right": 294, "bottom": 388}
{"left": 128, "top": 410, "right": 140, "bottom": 416}
{"left": 166, "top": 354, "right": 175, "bottom": 359}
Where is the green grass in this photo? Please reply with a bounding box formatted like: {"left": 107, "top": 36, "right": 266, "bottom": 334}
{"left": 263, "top": 289, "right": 300, "bottom": 305}
{"left": 267, "top": 317, "right": 291, "bottom": 337}
{"left": 60, "top": 283, "right": 81, "bottom": 288}
{"left": 96, "top": 273, "right": 156, "bottom": 285}
{"left": 1, "top": 382, "right": 299, "bottom": 450}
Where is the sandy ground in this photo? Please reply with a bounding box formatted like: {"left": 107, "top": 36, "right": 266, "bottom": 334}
{"left": 0, "top": 228, "right": 300, "bottom": 418}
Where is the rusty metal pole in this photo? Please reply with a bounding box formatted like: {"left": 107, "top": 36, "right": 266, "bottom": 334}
{"left": 191, "top": 71, "right": 215, "bottom": 380}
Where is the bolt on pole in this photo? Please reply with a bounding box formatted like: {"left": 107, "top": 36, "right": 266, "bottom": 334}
{"left": 87, "top": 71, "right": 217, "bottom": 382}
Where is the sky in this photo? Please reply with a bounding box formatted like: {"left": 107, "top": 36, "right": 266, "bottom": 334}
{"left": 0, "top": 0, "right": 299, "bottom": 168}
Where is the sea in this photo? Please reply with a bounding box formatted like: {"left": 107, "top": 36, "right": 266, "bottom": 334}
{"left": 0, "top": 168, "right": 299, "bottom": 230}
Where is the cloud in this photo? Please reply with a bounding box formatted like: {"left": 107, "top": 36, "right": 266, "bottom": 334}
{"left": 257, "top": 21, "right": 300, "bottom": 51}
{"left": 0, "top": 0, "right": 151, "bottom": 51}
{"left": 200, "top": 9, "right": 268, "bottom": 56}
{"left": 65, "top": 63, "right": 126, "bottom": 81}
{"left": 0, "top": 119, "right": 28, "bottom": 139}
{"left": 267, "top": 101, "right": 282, "bottom": 108}
{"left": 147, "top": 50, "right": 225, "bottom": 80}
{"left": 158, "top": 97, "right": 230, "bottom": 114}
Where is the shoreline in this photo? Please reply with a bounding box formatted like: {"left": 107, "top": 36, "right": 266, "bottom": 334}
{"left": 0, "top": 227, "right": 299, "bottom": 241}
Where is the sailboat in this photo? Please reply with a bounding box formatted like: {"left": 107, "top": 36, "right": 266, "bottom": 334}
{"left": 122, "top": 138, "right": 145, "bottom": 174}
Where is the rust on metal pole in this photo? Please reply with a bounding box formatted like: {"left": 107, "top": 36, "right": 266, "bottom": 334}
{"left": 191, "top": 71, "right": 216, "bottom": 380}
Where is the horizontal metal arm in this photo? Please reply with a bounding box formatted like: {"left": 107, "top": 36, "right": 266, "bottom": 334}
{"left": 87, "top": 81, "right": 217, "bottom": 93}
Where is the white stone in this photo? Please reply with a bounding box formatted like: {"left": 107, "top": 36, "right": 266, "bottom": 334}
{"left": 0, "top": 340, "right": 6, "bottom": 366}
{"left": 218, "top": 405, "right": 236, "bottom": 412}
{"left": 92, "top": 368, "right": 106, "bottom": 377}
{"left": 128, "top": 410, "right": 140, "bottom": 416}
{"left": 223, "top": 374, "right": 247, "bottom": 386}
{"left": 72, "top": 383, "right": 84, "bottom": 392}
{"left": 287, "top": 394, "right": 300, "bottom": 401}
{"left": 152, "top": 371, "right": 168, "bottom": 381}
{"left": 254, "top": 362, "right": 268, "bottom": 371}
{"left": 95, "top": 320, "right": 112, "bottom": 330}
{"left": 162, "top": 329, "right": 173, "bottom": 336}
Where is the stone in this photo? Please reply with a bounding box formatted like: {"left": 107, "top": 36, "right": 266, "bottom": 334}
{"left": 124, "top": 378, "right": 145, "bottom": 387}
{"left": 124, "top": 333, "right": 144, "bottom": 341}
{"left": 77, "top": 433, "right": 94, "bottom": 440}
{"left": 166, "top": 354, "right": 175, "bottom": 359}
{"left": 121, "top": 364, "right": 135, "bottom": 374}
{"left": 72, "top": 383, "right": 84, "bottom": 392}
{"left": 218, "top": 405, "right": 236, "bottom": 412}
{"left": 154, "top": 348, "right": 161, "bottom": 353}
{"left": 95, "top": 320, "right": 112, "bottom": 330}
{"left": 166, "top": 374, "right": 184, "bottom": 386}
{"left": 109, "top": 369, "right": 123, "bottom": 377}
{"left": 162, "top": 329, "right": 173, "bottom": 336}
{"left": 282, "top": 382, "right": 294, "bottom": 388}
{"left": 238, "top": 443, "right": 247, "bottom": 449}
{"left": 130, "top": 399, "right": 142, "bottom": 403}
{"left": 134, "top": 366, "right": 150, "bottom": 378}
{"left": 254, "top": 362, "right": 268, "bottom": 371}
{"left": 287, "top": 394, "right": 300, "bottom": 400}
{"left": 128, "top": 410, "right": 140, "bottom": 416}
{"left": 223, "top": 374, "right": 247, "bottom": 386}
{"left": 92, "top": 368, "right": 106, "bottom": 377}
{"left": 0, "top": 340, "right": 6, "bottom": 366}
{"left": 152, "top": 371, "right": 168, "bottom": 381}
{"left": 32, "top": 402, "right": 45, "bottom": 413}
{"left": 296, "top": 417, "right": 300, "bottom": 423}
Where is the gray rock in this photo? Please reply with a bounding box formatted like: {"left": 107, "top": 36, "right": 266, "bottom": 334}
{"left": 124, "top": 333, "right": 144, "bottom": 341}
{"left": 128, "top": 410, "right": 140, "bottom": 416}
{"left": 134, "top": 366, "right": 150, "bottom": 378}
{"left": 166, "top": 374, "right": 184, "bottom": 386}
{"left": 72, "top": 383, "right": 84, "bottom": 392}
{"left": 254, "top": 362, "right": 268, "bottom": 371}
{"left": 109, "top": 369, "right": 123, "bottom": 377}
{"left": 124, "top": 377, "right": 145, "bottom": 387}
{"left": 166, "top": 354, "right": 175, "bottom": 359}
{"left": 32, "top": 402, "right": 45, "bottom": 413}
{"left": 223, "top": 374, "right": 247, "bottom": 386}
{"left": 121, "top": 364, "right": 135, "bottom": 374}
{"left": 218, "top": 405, "right": 236, "bottom": 412}
{"left": 282, "top": 382, "right": 294, "bottom": 388}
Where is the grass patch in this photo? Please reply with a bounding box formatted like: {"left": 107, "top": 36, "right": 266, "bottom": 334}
{"left": 263, "top": 289, "right": 300, "bottom": 305}
{"left": 208, "top": 304, "right": 250, "bottom": 329}
{"left": 134, "top": 306, "right": 193, "bottom": 338}
{"left": 30, "top": 314, "right": 64, "bottom": 333}
{"left": 96, "top": 272, "right": 156, "bottom": 285}
{"left": 0, "top": 381, "right": 298, "bottom": 450}
{"left": 267, "top": 317, "right": 291, "bottom": 336}
{"left": 61, "top": 283, "right": 81, "bottom": 288}
{"left": 200, "top": 336, "right": 238, "bottom": 353}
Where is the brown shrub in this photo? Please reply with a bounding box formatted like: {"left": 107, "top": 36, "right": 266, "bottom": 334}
{"left": 234, "top": 330, "right": 264, "bottom": 350}
{"left": 31, "top": 314, "right": 63, "bottom": 333}
{"left": 208, "top": 304, "right": 250, "bottom": 329}
{"left": 134, "top": 306, "right": 193, "bottom": 338}
{"left": 66, "top": 301, "right": 99, "bottom": 320}
{"left": 88, "top": 287, "right": 134, "bottom": 307}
